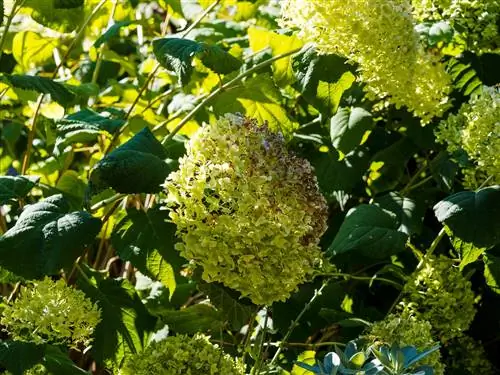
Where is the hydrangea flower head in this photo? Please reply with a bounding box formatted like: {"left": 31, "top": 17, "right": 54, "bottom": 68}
{"left": 164, "top": 114, "right": 328, "bottom": 305}
{"left": 1, "top": 277, "right": 101, "bottom": 349}
{"left": 122, "top": 333, "right": 245, "bottom": 375}
{"left": 402, "top": 255, "right": 476, "bottom": 342}
{"left": 280, "top": 0, "right": 451, "bottom": 122}
{"left": 435, "top": 86, "right": 500, "bottom": 188}
{"left": 412, "top": 0, "right": 500, "bottom": 52}
{"left": 367, "top": 307, "right": 444, "bottom": 374}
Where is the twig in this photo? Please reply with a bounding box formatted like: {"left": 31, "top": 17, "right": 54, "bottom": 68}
{"left": 90, "top": 193, "right": 126, "bottom": 212}
{"left": 161, "top": 46, "right": 305, "bottom": 145}
{"left": 6, "top": 282, "right": 21, "bottom": 303}
{"left": 400, "top": 160, "right": 429, "bottom": 196}
{"left": 269, "top": 280, "right": 329, "bottom": 366}
{"left": 0, "top": 0, "right": 26, "bottom": 62}
{"left": 316, "top": 272, "right": 403, "bottom": 289}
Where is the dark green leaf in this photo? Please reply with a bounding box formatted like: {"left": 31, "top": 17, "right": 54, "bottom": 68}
{"left": 94, "top": 21, "right": 137, "bottom": 48}
{"left": 54, "top": 109, "right": 124, "bottom": 154}
{"left": 44, "top": 346, "right": 89, "bottom": 374}
{"left": 77, "top": 266, "right": 156, "bottom": 371}
{"left": 330, "top": 107, "right": 373, "bottom": 155}
{"left": 374, "top": 192, "right": 424, "bottom": 235}
{"left": 152, "top": 38, "right": 241, "bottom": 85}
{"left": 434, "top": 186, "right": 500, "bottom": 247}
{"left": 198, "top": 282, "right": 254, "bottom": 330}
{"left": 484, "top": 254, "right": 500, "bottom": 294}
{"left": 0, "top": 341, "right": 45, "bottom": 375}
{"left": 88, "top": 127, "right": 170, "bottom": 196}
{"left": 156, "top": 304, "right": 224, "bottom": 334}
{"left": 0, "top": 175, "right": 39, "bottom": 204}
{"left": 0, "top": 0, "right": 4, "bottom": 28}
{"left": 0, "top": 194, "right": 101, "bottom": 279}
{"left": 446, "top": 58, "right": 482, "bottom": 96}
{"left": 429, "top": 151, "right": 459, "bottom": 192}
{"left": 0, "top": 74, "right": 76, "bottom": 107}
{"left": 327, "top": 204, "right": 408, "bottom": 258}
{"left": 112, "top": 207, "right": 186, "bottom": 298}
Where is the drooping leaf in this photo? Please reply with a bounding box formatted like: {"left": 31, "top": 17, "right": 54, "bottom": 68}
{"left": 0, "top": 341, "right": 45, "bottom": 375}
{"left": 94, "top": 20, "right": 137, "bottom": 48}
{"left": 198, "top": 282, "right": 254, "bottom": 330}
{"left": 24, "top": 0, "right": 84, "bottom": 32}
{"left": 330, "top": 107, "right": 373, "bottom": 155}
{"left": 153, "top": 38, "right": 241, "bottom": 85}
{"left": 77, "top": 266, "right": 156, "bottom": 371}
{"left": 374, "top": 192, "right": 424, "bottom": 235}
{"left": 327, "top": 204, "right": 408, "bottom": 258}
{"left": 54, "top": 109, "right": 124, "bottom": 154}
{"left": 0, "top": 175, "right": 39, "bottom": 204}
{"left": 446, "top": 226, "right": 488, "bottom": 270}
{"left": 112, "top": 207, "right": 186, "bottom": 298}
{"left": 0, "top": 194, "right": 101, "bottom": 279}
{"left": 43, "top": 346, "right": 89, "bottom": 374}
{"left": 0, "top": 74, "right": 75, "bottom": 107}
{"left": 484, "top": 254, "right": 500, "bottom": 294}
{"left": 212, "top": 73, "right": 296, "bottom": 136}
{"left": 87, "top": 127, "right": 170, "bottom": 197}
{"left": 434, "top": 186, "right": 500, "bottom": 248}
{"left": 155, "top": 304, "right": 224, "bottom": 334}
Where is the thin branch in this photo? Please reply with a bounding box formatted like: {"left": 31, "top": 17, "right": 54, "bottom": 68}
{"left": 0, "top": 0, "right": 26, "bottom": 62}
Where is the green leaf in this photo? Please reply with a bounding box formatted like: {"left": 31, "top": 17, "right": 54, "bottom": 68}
{"left": 446, "top": 58, "right": 482, "bottom": 96}
{"left": 153, "top": 38, "right": 241, "bottom": 85}
{"left": 43, "top": 346, "right": 89, "bottom": 374}
{"left": 112, "top": 207, "right": 186, "bottom": 299}
{"left": 155, "top": 304, "right": 224, "bottom": 334}
{"left": 94, "top": 20, "right": 137, "bottom": 48}
{"left": 0, "top": 341, "right": 45, "bottom": 375}
{"left": 198, "top": 282, "right": 254, "bottom": 330}
{"left": 374, "top": 192, "right": 424, "bottom": 235}
{"left": 11, "top": 31, "right": 58, "bottom": 71}
{"left": 0, "top": 175, "right": 39, "bottom": 204}
{"left": 330, "top": 107, "right": 373, "bottom": 155}
{"left": 0, "top": 74, "right": 76, "bottom": 107}
{"left": 88, "top": 127, "right": 170, "bottom": 196}
{"left": 55, "top": 170, "right": 87, "bottom": 209}
{"left": 327, "top": 204, "right": 408, "bottom": 258}
{"left": 24, "top": 0, "right": 84, "bottom": 32}
{"left": 434, "top": 186, "right": 500, "bottom": 248}
{"left": 484, "top": 254, "right": 500, "bottom": 294}
{"left": 0, "top": 0, "right": 4, "bottom": 28}
{"left": 446, "top": 227, "right": 487, "bottom": 270}
{"left": 54, "top": 109, "right": 124, "bottom": 154}
{"left": 316, "top": 73, "right": 356, "bottom": 116}
{"left": 212, "top": 73, "right": 296, "bottom": 136}
{"left": 0, "top": 194, "right": 101, "bottom": 279}
{"left": 77, "top": 266, "right": 156, "bottom": 371}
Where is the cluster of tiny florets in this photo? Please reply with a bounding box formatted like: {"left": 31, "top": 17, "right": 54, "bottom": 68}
{"left": 367, "top": 307, "right": 444, "bottom": 374}
{"left": 164, "top": 114, "right": 328, "bottom": 305}
{"left": 121, "top": 334, "right": 245, "bottom": 375}
{"left": 435, "top": 86, "right": 500, "bottom": 189}
{"left": 1, "top": 277, "right": 101, "bottom": 349}
{"left": 280, "top": 0, "right": 451, "bottom": 122}
{"left": 412, "top": 0, "right": 500, "bottom": 52}
{"left": 402, "top": 255, "right": 476, "bottom": 342}
{"left": 443, "top": 335, "right": 496, "bottom": 375}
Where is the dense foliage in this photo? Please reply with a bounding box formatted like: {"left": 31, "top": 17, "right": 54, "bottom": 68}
{"left": 0, "top": 0, "right": 499, "bottom": 374}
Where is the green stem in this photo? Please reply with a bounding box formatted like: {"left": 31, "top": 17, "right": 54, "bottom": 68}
{"left": 269, "top": 280, "right": 328, "bottom": 366}
{"left": 241, "top": 309, "right": 259, "bottom": 365}
{"left": 90, "top": 193, "right": 126, "bottom": 212}
{"left": 161, "top": 46, "right": 305, "bottom": 145}
{"left": 252, "top": 309, "right": 269, "bottom": 375}
{"left": 325, "top": 272, "right": 403, "bottom": 288}
{"left": 404, "top": 175, "right": 433, "bottom": 193}
{"left": 400, "top": 160, "right": 429, "bottom": 196}
{"left": 0, "top": 0, "right": 25, "bottom": 62}
{"left": 419, "top": 226, "right": 447, "bottom": 267}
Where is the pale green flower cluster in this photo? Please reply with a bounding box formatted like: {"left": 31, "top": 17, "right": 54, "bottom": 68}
{"left": 402, "top": 256, "right": 476, "bottom": 342}
{"left": 121, "top": 334, "right": 245, "bottom": 375}
{"left": 280, "top": 0, "right": 451, "bottom": 122}
{"left": 444, "top": 335, "right": 495, "bottom": 374}
{"left": 164, "top": 114, "right": 328, "bottom": 305}
{"left": 412, "top": 0, "right": 500, "bottom": 52}
{"left": 367, "top": 307, "right": 444, "bottom": 374}
{"left": 1, "top": 277, "right": 101, "bottom": 349}
{"left": 435, "top": 86, "right": 500, "bottom": 188}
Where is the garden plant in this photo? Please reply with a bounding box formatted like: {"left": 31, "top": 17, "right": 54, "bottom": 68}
{"left": 0, "top": 0, "right": 499, "bottom": 374}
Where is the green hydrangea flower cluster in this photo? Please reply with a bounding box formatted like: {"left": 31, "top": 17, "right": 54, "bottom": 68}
{"left": 402, "top": 256, "right": 476, "bottom": 342}
{"left": 412, "top": 0, "right": 500, "bottom": 52}
{"left": 367, "top": 307, "right": 444, "bottom": 374}
{"left": 164, "top": 114, "right": 328, "bottom": 305}
{"left": 121, "top": 334, "right": 245, "bottom": 375}
{"left": 280, "top": 0, "right": 451, "bottom": 122}
{"left": 435, "top": 86, "right": 500, "bottom": 188}
{"left": 444, "top": 335, "right": 495, "bottom": 375}
{"left": 1, "top": 277, "right": 101, "bottom": 349}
